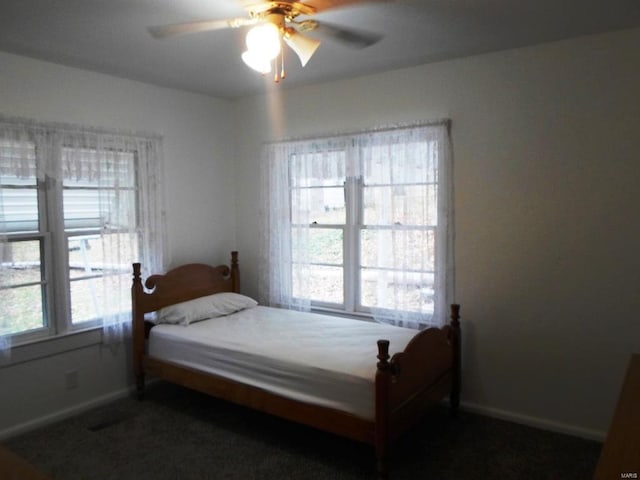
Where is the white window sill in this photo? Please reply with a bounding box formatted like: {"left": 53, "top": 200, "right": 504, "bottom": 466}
{"left": 310, "top": 306, "right": 377, "bottom": 323}
{"left": 1, "top": 328, "right": 104, "bottom": 367}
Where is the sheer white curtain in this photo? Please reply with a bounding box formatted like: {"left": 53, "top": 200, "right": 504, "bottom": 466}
{"left": 0, "top": 116, "right": 165, "bottom": 358}
{"left": 259, "top": 121, "right": 454, "bottom": 328}
{"left": 359, "top": 124, "right": 454, "bottom": 328}
{"left": 259, "top": 142, "right": 313, "bottom": 311}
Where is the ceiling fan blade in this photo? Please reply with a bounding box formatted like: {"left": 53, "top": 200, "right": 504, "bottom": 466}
{"left": 235, "top": 0, "right": 392, "bottom": 14}
{"left": 304, "top": 0, "right": 393, "bottom": 13}
{"left": 148, "top": 17, "right": 257, "bottom": 39}
{"left": 315, "top": 21, "right": 382, "bottom": 48}
{"left": 283, "top": 30, "right": 322, "bottom": 67}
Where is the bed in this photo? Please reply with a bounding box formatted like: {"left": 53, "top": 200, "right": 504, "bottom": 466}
{"left": 132, "top": 251, "right": 461, "bottom": 479}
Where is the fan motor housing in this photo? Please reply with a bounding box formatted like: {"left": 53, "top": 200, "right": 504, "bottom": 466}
{"left": 249, "top": 1, "right": 317, "bottom": 20}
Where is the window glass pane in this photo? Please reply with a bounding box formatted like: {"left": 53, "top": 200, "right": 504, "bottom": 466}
{"left": 62, "top": 148, "right": 136, "bottom": 231}
{"left": 292, "top": 228, "right": 343, "bottom": 265}
{"left": 361, "top": 229, "right": 435, "bottom": 271}
{"left": 63, "top": 189, "right": 136, "bottom": 231}
{"left": 68, "top": 235, "right": 99, "bottom": 279}
{"left": 69, "top": 273, "right": 130, "bottom": 324}
{"left": 363, "top": 185, "right": 437, "bottom": 226}
{"left": 68, "top": 234, "right": 138, "bottom": 279}
{"left": 1, "top": 239, "right": 46, "bottom": 333}
{"left": 310, "top": 228, "right": 343, "bottom": 265}
{"left": 361, "top": 269, "right": 434, "bottom": 313}
{"left": 63, "top": 189, "right": 106, "bottom": 230}
{"left": 291, "top": 186, "right": 345, "bottom": 225}
{"left": 0, "top": 185, "right": 39, "bottom": 233}
{"left": 1, "top": 240, "right": 43, "bottom": 285}
{"left": 1, "top": 139, "right": 39, "bottom": 234}
{"left": 68, "top": 233, "right": 137, "bottom": 324}
{"left": 0, "top": 284, "right": 45, "bottom": 334}
{"left": 293, "top": 264, "right": 343, "bottom": 305}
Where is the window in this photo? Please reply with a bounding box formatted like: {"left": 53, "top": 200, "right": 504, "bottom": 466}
{"left": 0, "top": 118, "right": 164, "bottom": 354}
{"left": 260, "top": 122, "right": 453, "bottom": 328}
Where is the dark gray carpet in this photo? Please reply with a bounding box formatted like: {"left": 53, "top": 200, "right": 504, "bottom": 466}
{"left": 3, "top": 382, "right": 601, "bottom": 479}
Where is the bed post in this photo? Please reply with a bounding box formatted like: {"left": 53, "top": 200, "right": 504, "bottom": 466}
{"left": 375, "top": 339, "right": 391, "bottom": 480}
{"left": 132, "top": 263, "right": 145, "bottom": 400}
{"left": 449, "top": 304, "right": 461, "bottom": 417}
{"left": 230, "top": 251, "right": 240, "bottom": 293}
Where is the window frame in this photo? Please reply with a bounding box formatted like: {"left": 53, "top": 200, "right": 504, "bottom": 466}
{"left": 288, "top": 167, "right": 439, "bottom": 319}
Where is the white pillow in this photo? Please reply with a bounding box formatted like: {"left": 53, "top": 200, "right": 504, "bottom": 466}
{"left": 157, "top": 292, "right": 258, "bottom": 326}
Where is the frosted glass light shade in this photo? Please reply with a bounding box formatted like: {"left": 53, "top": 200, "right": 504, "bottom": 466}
{"left": 241, "top": 50, "right": 272, "bottom": 74}
{"left": 283, "top": 30, "right": 321, "bottom": 67}
{"left": 245, "top": 23, "right": 281, "bottom": 61}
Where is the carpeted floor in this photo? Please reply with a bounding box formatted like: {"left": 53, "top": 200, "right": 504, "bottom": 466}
{"left": 3, "top": 382, "right": 602, "bottom": 480}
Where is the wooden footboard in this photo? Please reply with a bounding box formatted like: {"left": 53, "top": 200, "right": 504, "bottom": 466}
{"left": 375, "top": 305, "right": 461, "bottom": 478}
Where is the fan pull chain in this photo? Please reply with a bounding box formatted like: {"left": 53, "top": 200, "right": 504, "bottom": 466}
{"left": 274, "top": 38, "right": 285, "bottom": 83}
{"left": 272, "top": 37, "right": 279, "bottom": 82}
{"left": 281, "top": 46, "right": 287, "bottom": 80}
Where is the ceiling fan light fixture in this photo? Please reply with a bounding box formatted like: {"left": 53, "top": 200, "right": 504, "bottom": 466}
{"left": 148, "top": 0, "right": 385, "bottom": 84}
{"left": 283, "top": 29, "right": 321, "bottom": 67}
{"left": 241, "top": 50, "right": 272, "bottom": 74}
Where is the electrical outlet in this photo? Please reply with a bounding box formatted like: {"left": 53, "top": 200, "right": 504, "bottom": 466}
{"left": 65, "top": 370, "right": 79, "bottom": 390}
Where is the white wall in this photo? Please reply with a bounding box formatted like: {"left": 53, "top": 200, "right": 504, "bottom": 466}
{"left": 234, "top": 28, "right": 640, "bottom": 438}
{"left": 0, "top": 52, "right": 238, "bottom": 436}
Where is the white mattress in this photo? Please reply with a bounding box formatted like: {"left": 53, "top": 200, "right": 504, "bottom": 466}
{"left": 148, "top": 306, "right": 417, "bottom": 419}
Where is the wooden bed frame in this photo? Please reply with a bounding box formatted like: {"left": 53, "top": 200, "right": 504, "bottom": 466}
{"left": 132, "top": 251, "right": 461, "bottom": 479}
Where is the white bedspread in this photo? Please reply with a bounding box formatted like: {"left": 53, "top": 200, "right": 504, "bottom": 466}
{"left": 148, "top": 306, "right": 417, "bottom": 419}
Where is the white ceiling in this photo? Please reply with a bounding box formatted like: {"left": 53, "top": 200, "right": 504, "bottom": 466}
{"left": 1, "top": 0, "right": 639, "bottom": 100}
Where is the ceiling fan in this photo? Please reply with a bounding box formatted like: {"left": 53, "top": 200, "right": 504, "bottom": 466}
{"left": 148, "top": 0, "right": 388, "bottom": 82}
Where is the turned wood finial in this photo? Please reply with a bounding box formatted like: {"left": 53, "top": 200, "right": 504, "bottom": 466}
{"left": 450, "top": 303, "right": 460, "bottom": 328}
{"left": 377, "top": 340, "right": 390, "bottom": 370}
{"left": 230, "top": 251, "right": 240, "bottom": 293}
{"left": 133, "top": 263, "right": 142, "bottom": 283}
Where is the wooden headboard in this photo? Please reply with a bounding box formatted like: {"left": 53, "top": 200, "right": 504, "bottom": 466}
{"left": 131, "top": 251, "right": 240, "bottom": 386}
{"left": 132, "top": 251, "right": 240, "bottom": 315}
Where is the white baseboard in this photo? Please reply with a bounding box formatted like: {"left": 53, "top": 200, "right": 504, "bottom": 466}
{"left": 0, "top": 387, "right": 134, "bottom": 441}
{"left": 460, "top": 401, "right": 606, "bottom": 442}
{"left": 0, "top": 386, "right": 606, "bottom": 444}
